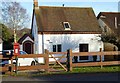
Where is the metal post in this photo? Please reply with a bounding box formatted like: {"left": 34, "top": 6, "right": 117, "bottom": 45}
{"left": 15, "top": 56, "right": 18, "bottom": 74}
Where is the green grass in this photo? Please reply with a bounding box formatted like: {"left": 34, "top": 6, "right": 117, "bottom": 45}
{"left": 2, "top": 65, "right": 120, "bottom": 77}
{"left": 46, "top": 65, "right": 120, "bottom": 75}
{"left": 72, "top": 66, "right": 120, "bottom": 73}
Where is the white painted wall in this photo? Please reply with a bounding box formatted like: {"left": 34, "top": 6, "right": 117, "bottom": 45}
{"left": 32, "top": 15, "right": 38, "bottom": 54}
{"left": 20, "top": 45, "right": 23, "bottom": 51}
{"left": 98, "top": 19, "right": 106, "bottom": 32}
{"left": 38, "top": 34, "right": 103, "bottom": 52}
{"left": 22, "top": 37, "right": 34, "bottom": 43}
{"left": 0, "top": 43, "right": 2, "bottom": 53}
{"left": 37, "top": 34, "right": 104, "bottom": 62}
{"left": 98, "top": 19, "right": 110, "bottom": 33}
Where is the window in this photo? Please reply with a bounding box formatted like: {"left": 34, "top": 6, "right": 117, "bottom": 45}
{"left": 53, "top": 44, "right": 62, "bottom": 52}
{"left": 63, "top": 22, "right": 71, "bottom": 30}
{"left": 64, "top": 23, "right": 70, "bottom": 28}
{"left": 53, "top": 45, "right": 56, "bottom": 52}
{"left": 57, "top": 44, "right": 61, "bottom": 52}
{"left": 79, "top": 44, "right": 89, "bottom": 60}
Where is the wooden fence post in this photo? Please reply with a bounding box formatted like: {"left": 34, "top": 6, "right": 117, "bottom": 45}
{"left": 10, "top": 57, "right": 13, "bottom": 75}
{"left": 100, "top": 48, "right": 103, "bottom": 69}
{"left": 45, "top": 49, "right": 49, "bottom": 72}
{"left": 67, "top": 49, "right": 72, "bottom": 72}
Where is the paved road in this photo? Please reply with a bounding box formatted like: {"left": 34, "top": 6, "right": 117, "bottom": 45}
{"left": 1, "top": 72, "right": 120, "bottom": 82}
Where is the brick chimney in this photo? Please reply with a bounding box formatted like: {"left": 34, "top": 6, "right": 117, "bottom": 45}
{"left": 33, "top": 0, "right": 38, "bottom": 8}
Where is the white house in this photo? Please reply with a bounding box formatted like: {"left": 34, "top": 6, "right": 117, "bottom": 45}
{"left": 31, "top": 0, "right": 104, "bottom": 62}
{"left": 0, "top": 38, "right": 3, "bottom": 53}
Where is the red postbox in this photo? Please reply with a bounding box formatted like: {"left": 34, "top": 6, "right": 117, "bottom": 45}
{"left": 14, "top": 43, "right": 20, "bottom": 56}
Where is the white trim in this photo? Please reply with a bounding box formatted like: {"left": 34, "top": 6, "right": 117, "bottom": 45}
{"left": 22, "top": 36, "right": 34, "bottom": 44}
{"left": 63, "top": 22, "right": 71, "bottom": 30}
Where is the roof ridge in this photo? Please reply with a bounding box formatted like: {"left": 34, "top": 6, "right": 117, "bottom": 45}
{"left": 39, "top": 6, "right": 92, "bottom": 9}
{"left": 100, "top": 12, "right": 120, "bottom": 14}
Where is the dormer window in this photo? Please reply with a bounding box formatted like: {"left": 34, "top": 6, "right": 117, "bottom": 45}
{"left": 63, "top": 22, "right": 71, "bottom": 30}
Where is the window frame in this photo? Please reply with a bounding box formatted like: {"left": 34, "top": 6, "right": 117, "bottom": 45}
{"left": 79, "top": 44, "right": 89, "bottom": 60}
{"left": 63, "top": 22, "right": 71, "bottom": 30}
{"left": 57, "top": 44, "right": 62, "bottom": 52}
{"left": 53, "top": 45, "right": 57, "bottom": 52}
{"left": 52, "top": 44, "right": 62, "bottom": 52}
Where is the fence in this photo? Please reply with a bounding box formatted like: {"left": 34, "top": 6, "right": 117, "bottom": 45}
{"left": 0, "top": 49, "right": 120, "bottom": 74}
{"left": 49, "top": 51, "right": 67, "bottom": 71}
{"left": 0, "top": 49, "right": 49, "bottom": 74}
{"left": 0, "top": 55, "right": 11, "bottom": 73}
{"left": 67, "top": 48, "right": 120, "bottom": 71}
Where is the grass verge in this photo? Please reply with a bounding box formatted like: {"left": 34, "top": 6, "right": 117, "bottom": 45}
{"left": 72, "top": 65, "right": 120, "bottom": 73}
{"left": 2, "top": 65, "right": 120, "bottom": 77}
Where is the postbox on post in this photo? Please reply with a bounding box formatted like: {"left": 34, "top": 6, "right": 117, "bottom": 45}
{"left": 13, "top": 42, "right": 20, "bottom": 74}
{"left": 14, "top": 43, "right": 20, "bottom": 56}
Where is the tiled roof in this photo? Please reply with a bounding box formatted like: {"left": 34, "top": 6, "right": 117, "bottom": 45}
{"left": 97, "top": 12, "right": 120, "bottom": 36}
{"left": 33, "top": 6, "right": 102, "bottom": 33}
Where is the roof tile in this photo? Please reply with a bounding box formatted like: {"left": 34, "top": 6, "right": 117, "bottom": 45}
{"left": 34, "top": 6, "right": 102, "bottom": 33}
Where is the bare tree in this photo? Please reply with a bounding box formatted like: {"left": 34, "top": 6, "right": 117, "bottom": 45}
{"left": 1, "top": 1, "right": 30, "bottom": 30}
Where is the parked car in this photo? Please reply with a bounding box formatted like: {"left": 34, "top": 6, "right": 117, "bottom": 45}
{"left": 0, "top": 50, "right": 37, "bottom": 66}
{"left": 0, "top": 60, "right": 9, "bottom": 67}
{"left": 11, "top": 51, "right": 37, "bottom": 66}
{"left": 2, "top": 50, "right": 13, "bottom": 56}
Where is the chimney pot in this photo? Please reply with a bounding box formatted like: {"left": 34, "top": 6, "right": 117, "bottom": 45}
{"left": 62, "top": 4, "right": 64, "bottom": 7}
{"left": 34, "top": 0, "right": 38, "bottom": 7}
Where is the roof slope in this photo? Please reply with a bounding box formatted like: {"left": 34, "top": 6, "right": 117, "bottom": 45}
{"left": 18, "top": 34, "right": 33, "bottom": 44}
{"left": 97, "top": 12, "right": 120, "bottom": 36}
{"left": 33, "top": 6, "right": 101, "bottom": 33}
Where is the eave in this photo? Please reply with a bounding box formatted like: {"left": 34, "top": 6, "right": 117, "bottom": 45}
{"left": 38, "top": 31, "right": 102, "bottom": 34}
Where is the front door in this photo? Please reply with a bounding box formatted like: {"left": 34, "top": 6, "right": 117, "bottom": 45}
{"left": 23, "top": 41, "right": 33, "bottom": 54}
{"left": 79, "top": 44, "right": 89, "bottom": 60}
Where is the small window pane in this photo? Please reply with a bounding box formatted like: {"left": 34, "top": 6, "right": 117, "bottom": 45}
{"left": 64, "top": 23, "right": 70, "bottom": 28}
{"left": 63, "top": 22, "right": 71, "bottom": 30}
{"left": 53, "top": 45, "right": 56, "bottom": 52}
{"left": 57, "top": 44, "right": 61, "bottom": 52}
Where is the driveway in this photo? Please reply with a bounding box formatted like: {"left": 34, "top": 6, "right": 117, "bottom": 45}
{"left": 1, "top": 72, "right": 119, "bottom": 82}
